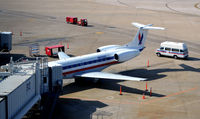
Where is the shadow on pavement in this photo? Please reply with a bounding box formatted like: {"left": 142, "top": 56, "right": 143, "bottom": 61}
{"left": 119, "top": 63, "right": 200, "bottom": 81}
{"left": 0, "top": 53, "right": 26, "bottom": 65}
{"left": 53, "top": 98, "right": 108, "bottom": 119}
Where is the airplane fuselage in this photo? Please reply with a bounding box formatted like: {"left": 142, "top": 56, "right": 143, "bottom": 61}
{"left": 48, "top": 48, "right": 139, "bottom": 79}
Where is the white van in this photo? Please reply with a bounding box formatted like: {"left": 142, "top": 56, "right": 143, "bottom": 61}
{"left": 156, "top": 41, "right": 188, "bottom": 59}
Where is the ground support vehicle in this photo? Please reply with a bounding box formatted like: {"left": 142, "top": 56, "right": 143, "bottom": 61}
{"left": 78, "top": 19, "right": 88, "bottom": 26}
{"left": 156, "top": 41, "right": 188, "bottom": 59}
{"left": 66, "top": 17, "right": 78, "bottom": 24}
{"left": 45, "top": 45, "right": 65, "bottom": 57}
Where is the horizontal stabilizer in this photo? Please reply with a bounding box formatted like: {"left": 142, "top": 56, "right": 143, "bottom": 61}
{"left": 58, "top": 52, "right": 70, "bottom": 60}
{"left": 132, "top": 22, "right": 165, "bottom": 30}
{"left": 75, "top": 72, "right": 146, "bottom": 81}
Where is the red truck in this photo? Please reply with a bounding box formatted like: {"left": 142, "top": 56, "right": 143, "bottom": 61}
{"left": 78, "top": 19, "right": 88, "bottom": 26}
{"left": 66, "top": 17, "right": 78, "bottom": 24}
{"left": 66, "top": 17, "right": 88, "bottom": 26}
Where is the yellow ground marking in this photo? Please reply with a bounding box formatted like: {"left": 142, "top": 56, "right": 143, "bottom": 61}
{"left": 27, "top": 18, "right": 35, "bottom": 22}
{"left": 96, "top": 32, "right": 104, "bottom": 34}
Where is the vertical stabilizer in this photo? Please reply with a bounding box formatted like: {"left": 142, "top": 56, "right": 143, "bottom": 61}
{"left": 125, "top": 22, "right": 164, "bottom": 51}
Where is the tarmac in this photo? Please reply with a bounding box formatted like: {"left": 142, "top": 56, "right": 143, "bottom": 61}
{"left": 0, "top": 0, "right": 200, "bottom": 119}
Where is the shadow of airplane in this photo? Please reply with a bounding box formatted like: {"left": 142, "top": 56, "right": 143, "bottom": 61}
{"left": 61, "top": 63, "right": 199, "bottom": 98}
{"left": 61, "top": 76, "right": 165, "bottom": 97}
{"left": 119, "top": 63, "right": 200, "bottom": 81}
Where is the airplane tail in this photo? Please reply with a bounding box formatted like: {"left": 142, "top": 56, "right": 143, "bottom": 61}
{"left": 125, "top": 22, "right": 164, "bottom": 51}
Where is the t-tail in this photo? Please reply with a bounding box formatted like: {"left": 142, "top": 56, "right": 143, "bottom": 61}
{"left": 125, "top": 22, "right": 165, "bottom": 51}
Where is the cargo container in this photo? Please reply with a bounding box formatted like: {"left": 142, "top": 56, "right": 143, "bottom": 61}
{"left": 0, "top": 32, "right": 12, "bottom": 52}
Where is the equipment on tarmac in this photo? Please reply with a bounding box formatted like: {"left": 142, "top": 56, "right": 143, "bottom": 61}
{"left": 0, "top": 32, "right": 12, "bottom": 52}
{"left": 66, "top": 16, "right": 88, "bottom": 26}
{"left": 45, "top": 45, "right": 65, "bottom": 57}
{"left": 78, "top": 19, "right": 88, "bottom": 26}
{"left": 156, "top": 41, "right": 188, "bottom": 59}
{"left": 66, "top": 17, "right": 78, "bottom": 24}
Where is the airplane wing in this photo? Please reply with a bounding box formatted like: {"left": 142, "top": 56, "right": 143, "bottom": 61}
{"left": 75, "top": 72, "right": 146, "bottom": 81}
{"left": 132, "top": 22, "right": 165, "bottom": 30}
{"left": 58, "top": 52, "right": 70, "bottom": 60}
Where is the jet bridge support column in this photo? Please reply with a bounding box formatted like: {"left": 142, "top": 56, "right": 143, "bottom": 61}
{"left": 40, "top": 64, "right": 63, "bottom": 119}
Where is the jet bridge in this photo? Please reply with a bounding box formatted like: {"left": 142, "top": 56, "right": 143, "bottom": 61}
{"left": 0, "top": 57, "right": 63, "bottom": 119}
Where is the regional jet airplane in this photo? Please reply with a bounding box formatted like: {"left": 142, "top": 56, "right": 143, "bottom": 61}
{"left": 48, "top": 23, "right": 164, "bottom": 82}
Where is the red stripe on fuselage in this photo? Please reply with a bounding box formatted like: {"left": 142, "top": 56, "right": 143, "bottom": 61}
{"left": 62, "top": 61, "right": 118, "bottom": 75}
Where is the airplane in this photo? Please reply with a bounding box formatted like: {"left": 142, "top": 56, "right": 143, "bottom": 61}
{"left": 48, "top": 22, "right": 164, "bottom": 82}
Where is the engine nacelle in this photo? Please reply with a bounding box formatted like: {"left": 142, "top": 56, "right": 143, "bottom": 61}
{"left": 97, "top": 45, "right": 121, "bottom": 52}
{"left": 114, "top": 49, "right": 140, "bottom": 62}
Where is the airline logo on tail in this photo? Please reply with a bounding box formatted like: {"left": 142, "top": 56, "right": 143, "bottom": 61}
{"left": 138, "top": 33, "right": 143, "bottom": 45}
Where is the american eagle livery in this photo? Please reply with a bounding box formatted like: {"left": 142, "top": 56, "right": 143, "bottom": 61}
{"left": 48, "top": 22, "right": 165, "bottom": 82}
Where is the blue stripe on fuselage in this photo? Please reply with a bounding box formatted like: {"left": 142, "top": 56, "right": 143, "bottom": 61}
{"left": 62, "top": 56, "right": 115, "bottom": 70}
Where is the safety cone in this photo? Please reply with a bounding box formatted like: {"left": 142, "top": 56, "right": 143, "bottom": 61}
{"left": 67, "top": 42, "right": 69, "bottom": 49}
{"left": 150, "top": 87, "right": 152, "bottom": 97}
{"left": 142, "top": 93, "right": 145, "bottom": 99}
{"left": 147, "top": 59, "right": 150, "bottom": 67}
{"left": 120, "top": 86, "right": 122, "bottom": 95}
{"left": 20, "top": 32, "right": 22, "bottom": 36}
{"left": 145, "top": 82, "right": 148, "bottom": 91}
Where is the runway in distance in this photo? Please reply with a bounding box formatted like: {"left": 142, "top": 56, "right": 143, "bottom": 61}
{"left": 48, "top": 22, "right": 164, "bottom": 82}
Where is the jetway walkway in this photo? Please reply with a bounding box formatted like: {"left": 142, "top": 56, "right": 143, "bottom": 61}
{"left": 0, "top": 57, "right": 63, "bottom": 119}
